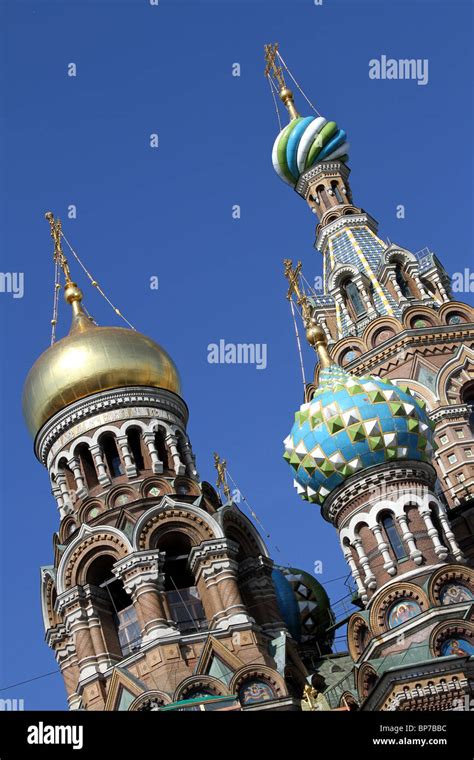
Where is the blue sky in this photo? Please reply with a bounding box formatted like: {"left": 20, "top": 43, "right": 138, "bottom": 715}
{"left": 0, "top": 0, "right": 472, "bottom": 709}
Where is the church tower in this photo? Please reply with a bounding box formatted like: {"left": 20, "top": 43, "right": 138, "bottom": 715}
{"left": 265, "top": 44, "right": 474, "bottom": 563}
{"left": 23, "top": 213, "right": 333, "bottom": 711}
{"left": 265, "top": 44, "right": 474, "bottom": 710}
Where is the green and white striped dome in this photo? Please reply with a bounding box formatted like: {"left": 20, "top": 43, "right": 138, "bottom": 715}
{"left": 272, "top": 115, "right": 349, "bottom": 188}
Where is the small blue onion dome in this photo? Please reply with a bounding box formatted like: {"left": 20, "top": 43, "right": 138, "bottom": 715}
{"left": 272, "top": 115, "right": 350, "bottom": 188}
{"left": 283, "top": 365, "right": 436, "bottom": 506}
{"left": 272, "top": 566, "right": 335, "bottom": 646}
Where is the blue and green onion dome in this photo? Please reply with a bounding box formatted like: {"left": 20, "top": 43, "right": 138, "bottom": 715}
{"left": 283, "top": 365, "right": 436, "bottom": 506}
{"left": 272, "top": 566, "right": 335, "bottom": 646}
{"left": 272, "top": 115, "right": 350, "bottom": 188}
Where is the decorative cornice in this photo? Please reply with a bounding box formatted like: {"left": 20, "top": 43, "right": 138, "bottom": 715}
{"left": 323, "top": 461, "right": 437, "bottom": 523}
{"left": 35, "top": 386, "right": 189, "bottom": 465}
{"left": 189, "top": 538, "right": 240, "bottom": 572}
{"left": 362, "top": 656, "right": 473, "bottom": 712}
{"left": 340, "top": 323, "right": 474, "bottom": 376}
{"left": 295, "top": 160, "right": 351, "bottom": 197}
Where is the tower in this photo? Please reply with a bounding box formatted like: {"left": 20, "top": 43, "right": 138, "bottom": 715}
{"left": 265, "top": 44, "right": 474, "bottom": 710}
{"left": 266, "top": 44, "right": 474, "bottom": 562}
{"left": 23, "top": 213, "right": 334, "bottom": 711}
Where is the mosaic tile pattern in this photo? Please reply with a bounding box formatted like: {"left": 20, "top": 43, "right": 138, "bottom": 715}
{"left": 283, "top": 365, "right": 436, "bottom": 505}
{"left": 272, "top": 566, "right": 335, "bottom": 646}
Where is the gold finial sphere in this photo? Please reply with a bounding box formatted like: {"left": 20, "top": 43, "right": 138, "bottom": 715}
{"left": 64, "top": 282, "right": 83, "bottom": 304}
{"left": 44, "top": 211, "right": 54, "bottom": 221}
{"left": 305, "top": 319, "right": 325, "bottom": 347}
{"left": 279, "top": 87, "right": 293, "bottom": 101}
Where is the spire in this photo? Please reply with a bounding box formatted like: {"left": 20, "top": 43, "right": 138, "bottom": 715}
{"left": 284, "top": 259, "right": 334, "bottom": 369}
{"left": 45, "top": 211, "right": 93, "bottom": 335}
{"left": 264, "top": 43, "right": 299, "bottom": 121}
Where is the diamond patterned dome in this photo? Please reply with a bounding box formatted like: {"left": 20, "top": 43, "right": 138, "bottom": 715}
{"left": 284, "top": 365, "right": 436, "bottom": 505}
{"left": 272, "top": 566, "right": 335, "bottom": 647}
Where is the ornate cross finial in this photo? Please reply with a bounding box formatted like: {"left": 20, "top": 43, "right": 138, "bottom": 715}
{"left": 284, "top": 259, "right": 334, "bottom": 370}
{"left": 264, "top": 43, "right": 299, "bottom": 120}
{"left": 213, "top": 452, "right": 231, "bottom": 501}
{"left": 45, "top": 211, "right": 72, "bottom": 284}
{"left": 283, "top": 259, "right": 312, "bottom": 323}
{"left": 264, "top": 43, "right": 286, "bottom": 90}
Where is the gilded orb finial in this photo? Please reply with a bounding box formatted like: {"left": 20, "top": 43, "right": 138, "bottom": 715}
{"left": 306, "top": 317, "right": 334, "bottom": 369}
{"left": 264, "top": 43, "right": 299, "bottom": 120}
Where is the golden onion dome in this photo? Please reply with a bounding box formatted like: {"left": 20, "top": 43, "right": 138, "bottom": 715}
{"left": 22, "top": 282, "right": 181, "bottom": 438}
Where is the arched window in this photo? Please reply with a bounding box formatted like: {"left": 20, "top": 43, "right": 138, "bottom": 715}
{"left": 101, "top": 434, "right": 123, "bottom": 478}
{"left": 86, "top": 555, "right": 140, "bottom": 657}
{"left": 155, "top": 532, "right": 207, "bottom": 633}
{"left": 331, "top": 181, "right": 344, "bottom": 204}
{"left": 154, "top": 430, "right": 171, "bottom": 471}
{"left": 430, "top": 505, "right": 447, "bottom": 549}
{"left": 315, "top": 184, "right": 327, "bottom": 207}
{"left": 127, "top": 428, "right": 145, "bottom": 472}
{"left": 75, "top": 444, "right": 99, "bottom": 489}
{"left": 394, "top": 263, "right": 412, "bottom": 298}
{"left": 380, "top": 513, "right": 407, "bottom": 560}
{"left": 343, "top": 280, "right": 366, "bottom": 319}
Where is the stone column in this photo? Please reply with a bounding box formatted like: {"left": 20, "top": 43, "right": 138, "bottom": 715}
{"left": 237, "top": 555, "right": 286, "bottom": 637}
{"left": 55, "top": 473, "right": 73, "bottom": 511}
{"left": 371, "top": 525, "right": 396, "bottom": 575}
{"left": 89, "top": 444, "right": 111, "bottom": 486}
{"left": 437, "top": 506, "right": 464, "bottom": 561}
{"left": 67, "top": 457, "right": 87, "bottom": 498}
{"left": 56, "top": 587, "right": 100, "bottom": 681}
{"left": 165, "top": 434, "right": 186, "bottom": 476}
{"left": 116, "top": 436, "right": 137, "bottom": 478}
{"left": 81, "top": 585, "right": 121, "bottom": 671}
{"left": 418, "top": 506, "right": 448, "bottom": 560}
{"left": 113, "top": 551, "right": 178, "bottom": 643}
{"left": 358, "top": 282, "right": 378, "bottom": 319}
{"left": 51, "top": 482, "right": 66, "bottom": 517}
{"left": 334, "top": 292, "right": 354, "bottom": 326}
{"left": 395, "top": 514, "right": 423, "bottom": 564}
{"left": 142, "top": 432, "right": 163, "bottom": 474}
{"left": 190, "top": 540, "right": 253, "bottom": 631}
{"left": 352, "top": 538, "right": 377, "bottom": 589}
{"left": 431, "top": 274, "right": 450, "bottom": 303}
{"left": 178, "top": 436, "right": 200, "bottom": 480}
{"left": 341, "top": 543, "right": 368, "bottom": 603}
{"left": 387, "top": 268, "right": 408, "bottom": 304}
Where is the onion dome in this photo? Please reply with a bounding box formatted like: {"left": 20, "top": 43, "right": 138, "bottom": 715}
{"left": 272, "top": 565, "right": 335, "bottom": 647}
{"left": 272, "top": 115, "right": 350, "bottom": 188}
{"left": 283, "top": 362, "right": 436, "bottom": 506}
{"left": 23, "top": 281, "right": 181, "bottom": 438}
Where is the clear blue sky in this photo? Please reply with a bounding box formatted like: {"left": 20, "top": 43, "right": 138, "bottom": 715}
{"left": 0, "top": 0, "right": 472, "bottom": 709}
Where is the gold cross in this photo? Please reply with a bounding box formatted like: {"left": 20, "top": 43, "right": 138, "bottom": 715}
{"left": 283, "top": 259, "right": 312, "bottom": 323}
{"left": 264, "top": 42, "right": 286, "bottom": 90}
{"left": 45, "top": 211, "right": 72, "bottom": 284}
{"left": 213, "top": 452, "right": 231, "bottom": 501}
